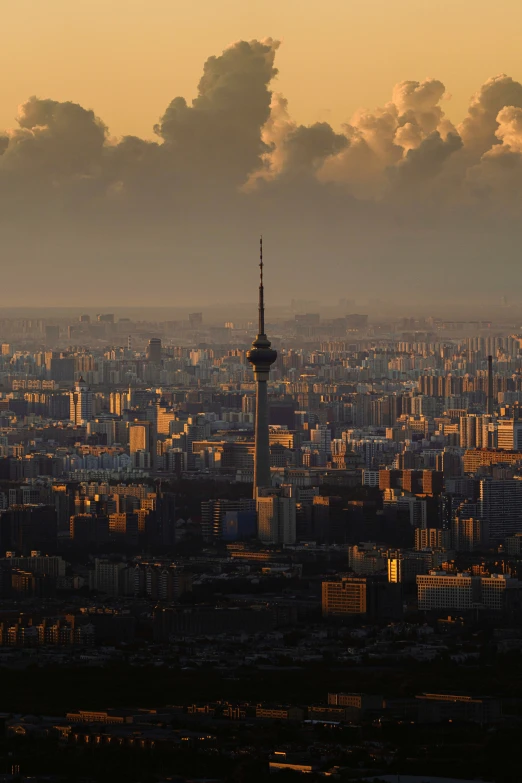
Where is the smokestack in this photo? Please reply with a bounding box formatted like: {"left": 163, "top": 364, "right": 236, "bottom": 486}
{"left": 487, "top": 355, "right": 494, "bottom": 416}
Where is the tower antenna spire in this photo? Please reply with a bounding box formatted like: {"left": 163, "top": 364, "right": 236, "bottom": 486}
{"left": 259, "top": 235, "right": 265, "bottom": 336}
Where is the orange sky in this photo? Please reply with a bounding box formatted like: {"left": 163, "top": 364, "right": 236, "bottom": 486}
{"left": 2, "top": 0, "right": 522, "bottom": 139}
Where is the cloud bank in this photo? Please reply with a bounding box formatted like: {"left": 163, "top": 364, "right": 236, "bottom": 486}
{"left": 1, "top": 39, "right": 522, "bottom": 307}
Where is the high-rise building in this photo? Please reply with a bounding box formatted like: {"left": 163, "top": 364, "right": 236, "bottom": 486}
{"left": 146, "top": 338, "right": 162, "bottom": 364}
{"left": 247, "top": 238, "right": 277, "bottom": 498}
{"left": 452, "top": 517, "right": 488, "bottom": 551}
{"left": 415, "top": 527, "right": 451, "bottom": 550}
{"left": 44, "top": 325, "right": 60, "bottom": 346}
{"left": 497, "top": 419, "right": 522, "bottom": 450}
{"left": 478, "top": 477, "right": 522, "bottom": 543}
{"left": 129, "top": 421, "right": 156, "bottom": 468}
{"left": 92, "top": 558, "right": 126, "bottom": 596}
{"left": 69, "top": 377, "right": 93, "bottom": 425}
{"left": 201, "top": 498, "right": 256, "bottom": 541}
{"left": 188, "top": 312, "right": 203, "bottom": 328}
{"left": 387, "top": 556, "right": 426, "bottom": 584}
{"left": 256, "top": 493, "right": 296, "bottom": 544}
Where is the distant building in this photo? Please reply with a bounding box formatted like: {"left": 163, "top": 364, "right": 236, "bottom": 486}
{"left": 322, "top": 576, "right": 368, "bottom": 616}
{"left": 91, "top": 559, "right": 127, "bottom": 596}
{"left": 70, "top": 377, "right": 93, "bottom": 425}
{"left": 415, "top": 693, "right": 502, "bottom": 725}
{"left": 478, "top": 477, "right": 522, "bottom": 542}
{"left": 146, "top": 338, "right": 162, "bottom": 364}
{"left": 188, "top": 313, "right": 203, "bottom": 328}
{"left": 417, "top": 571, "right": 522, "bottom": 612}
{"left": 257, "top": 493, "right": 296, "bottom": 545}
{"left": 44, "top": 325, "right": 60, "bottom": 346}
{"left": 322, "top": 575, "right": 402, "bottom": 619}
{"left": 497, "top": 419, "right": 522, "bottom": 451}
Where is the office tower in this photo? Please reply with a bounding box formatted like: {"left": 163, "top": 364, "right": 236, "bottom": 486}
{"left": 153, "top": 489, "right": 177, "bottom": 547}
{"left": 69, "top": 376, "right": 93, "bottom": 425}
{"left": 156, "top": 404, "right": 175, "bottom": 435}
{"left": 487, "top": 354, "right": 494, "bottom": 416}
{"left": 87, "top": 418, "right": 116, "bottom": 446}
{"left": 497, "top": 419, "right": 522, "bottom": 450}
{"left": 247, "top": 238, "right": 277, "bottom": 497}
{"left": 109, "top": 390, "right": 130, "bottom": 416}
{"left": 201, "top": 498, "right": 256, "bottom": 541}
{"left": 415, "top": 527, "right": 451, "bottom": 550}
{"left": 256, "top": 494, "right": 296, "bottom": 544}
{"left": 452, "top": 517, "right": 488, "bottom": 551}
{"left": 147, "top": 338, "right": 162, "bottom": 363}
{"left": 310, "top": 424, "right": 332, "bottom": 455}
{"left": 0, "top": 505, "right": 57, "bottom": 555}
{"left": 387, "top": 555, "right": 428, "bottom": 584}
{"left": 129, "top": 421, "right": 156, "bottom": 468}
{"left": 44, "top": 325, "right": 60, "bottom": 346}
{"left": 92, "top": 558, "right": 126, "bottom": 596}
{"left": 478, "top": 478, "right": 522, "bottom": 543}
{"left": 188, "top": 312, "right": 203, "bottom": 328}
{"left": 70, "top": 514, "right": 110, "bottom": 547}
{"left": 109, "top": 513, "right": 139, "bottom": 547}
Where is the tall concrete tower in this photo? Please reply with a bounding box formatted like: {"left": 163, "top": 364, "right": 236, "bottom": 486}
{"left": 247, "top": 237, "right": 277, "bottom": 498}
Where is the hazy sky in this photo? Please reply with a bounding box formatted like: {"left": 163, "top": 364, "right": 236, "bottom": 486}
{"left": 1, "top": 0, "right": 522, "bottom": 308}
{"left": 2, "top": 0, "right": 522, "bottom": 140}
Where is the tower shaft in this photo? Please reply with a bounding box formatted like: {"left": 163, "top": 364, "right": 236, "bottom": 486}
{"left": 247, "top": 237, "right": 277, "bottom": 499}
{"left": 254, "top": 367, "right": 271, "bottom": 492}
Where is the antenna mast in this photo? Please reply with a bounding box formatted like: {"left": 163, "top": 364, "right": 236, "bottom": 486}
{"left": 258, "top": 235, "right": 265, "bottom": 336}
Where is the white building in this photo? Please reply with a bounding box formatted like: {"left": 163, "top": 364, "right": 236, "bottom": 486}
{"left": 417, "top": 570, "right": 522, "bottom": 611}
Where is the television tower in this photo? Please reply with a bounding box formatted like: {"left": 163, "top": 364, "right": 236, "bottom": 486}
{"left": 247, "top": 237, "right": 277, "bottom": 498}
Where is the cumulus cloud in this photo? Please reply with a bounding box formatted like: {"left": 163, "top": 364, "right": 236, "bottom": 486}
{"left": 318, "top": 78, "right": 456, "bottom": 197}
{"left": 246, "top": 93, "right": 347, "bottom": 187}
{"left": 153, "top": 38, "right": 279, "bottom": 185}
{"left": 2, "top": 96, "right": 106, "bottom": 178}
{"left": 0, "top": 41, "right": 521, "bottom": 305}
{"left": 458, "top": 74, "right": 522, "bottom": 158}
{"left": 495, "top": 105, "right": 522, "bottom": 152}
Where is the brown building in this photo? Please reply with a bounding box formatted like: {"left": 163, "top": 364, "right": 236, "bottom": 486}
{"left": 379, "top": 469, "right": 401, "bottom": 491}
{"left": 463, "top": 449, "right": 522, "bottom": 473}
{"left": 402, "top": 470, "right": 423, "bottom": 494}
{"left": 322, "top": 576, "right": 367, "bottom": 616}
{"left": 415, "top": 527, "right": 451, "bottom": 550}
{"left": 421, "top": 470, "right": 444, "bottom": 496}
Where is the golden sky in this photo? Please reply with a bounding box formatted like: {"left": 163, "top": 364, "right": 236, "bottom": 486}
{"left": 2, "top": 0, "right": 522, "bottom": 139}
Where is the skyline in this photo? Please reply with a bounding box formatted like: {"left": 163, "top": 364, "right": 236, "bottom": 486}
{"left": 4, "top": 7, "right": 522, "bottom": 781}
